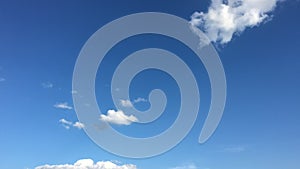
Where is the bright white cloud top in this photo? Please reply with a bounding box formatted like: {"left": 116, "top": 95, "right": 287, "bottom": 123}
{"left": 35, "top": 159, "right": 137, "bottom": 169}
{"left": 100, "top": 109, "right": 138, "bottom": 125}
{"left": 190, "top": 0, "right": 280, "bottom": 44}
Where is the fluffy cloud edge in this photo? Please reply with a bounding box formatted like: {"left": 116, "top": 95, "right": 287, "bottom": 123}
{"left": 100, "top": 109, "right": 138, "bottom": 125}
{"left": 35, "top": 159, "right": 137, "bottom": 169}
{"left": 190, "top": 0, "right": 281, "bottom": 44}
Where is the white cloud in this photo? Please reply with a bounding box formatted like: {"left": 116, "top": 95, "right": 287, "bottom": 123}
{"left": 120, "top": 99, "right": 133, "bottom": 108}
{"left": 73, "top": 121, "right": 85, "bottom": 129}
{"left": 54, "top": 102, "right": 73, "bottom": 110}
{"left": 71, "top": 90, "right": 78, "bottom": 94}
{"left": 190, "top": 0, "right": 280, "bottom": 44}
{"left": 171, "top": 164, "right": 197, "bottom": 169}
{"left": 100, "top": 109, "right": 138, "bottom": 125}
{"left": 35, "top": 159, "right": 137, "bottom": 169}
{"left": 59, "top": 118, "right": 72, "bottom": 129}
{"left": 133, "top": 97, "right": 147, "bottom": 103}
{"left": 59, "top": 119, "right": 84, "bottom": 130}
{"left": 42, "top": 82, "right": 53, "bottom": 88}
{"left": 0, "top": 77, "right": 5, "bottom": 82}
{"left": 120, "top": 98, "right": 147, "bottom": 108}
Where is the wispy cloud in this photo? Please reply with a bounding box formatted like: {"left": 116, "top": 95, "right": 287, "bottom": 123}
{"left": 120, "top": 99, "right": 133, "bottom": 108}
{"left": 0, "top": 77, "right": 5, "bottom": 82}
{"left": 35, "top": 159, "right": 137, "bottom": 169}
{"left": 133, "top": 97, "right": 147, "bottom": 103}
{"left": 59, "top": 119, "right": 73, "bottom": 129}
{"left": 59, "top": 119, "right": 85, "bottom": 130}
{"left": 120, "top": 97, "right": 147, "bottom": 108}
{"left": 54, "top": 102, "right": 73, "bottom": 110}
{"left": 73, "top": 121, "right": 85, "bottom": 129}
{"left": 190, "top": 0, "right": 280, "bottom": 44}
{"left": 42, "top": 82, "right": 53, "bottom": 88}
{"left": 100, "top": 109, "right": 138, "bottom": 125}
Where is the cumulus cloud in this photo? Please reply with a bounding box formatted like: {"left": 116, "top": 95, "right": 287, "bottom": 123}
{"left": 42, "top": 82, "right": 53, "bottom": 88}
{"left": 35, "top": 159, "right": 137, "bottom": 169}
{"left": 190, "top": 0, "right": 280, "bottom": 44}
{"left": 100, "top": 109, "right": 138, "bottom": 125}
{"left": 54, "top": 102, "right": 73, "bottom": 110}
{"left": 59, "top": 119, "right": 84, "bottom": 130}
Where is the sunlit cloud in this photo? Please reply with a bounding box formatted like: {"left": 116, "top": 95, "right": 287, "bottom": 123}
{"left": 190, "top": 0, "right": 280, "bottom": 44}
{"left": 100, "top": 109, "right": 138, "bottom": 125}
{"left": 35, "top": 159, "right": 137, "bottom": 169}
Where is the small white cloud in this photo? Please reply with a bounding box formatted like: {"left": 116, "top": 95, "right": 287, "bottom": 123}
{"left": 0, "top": 77, "right": 5, "bottom": 82}
{"left": 54, "top": 102, "right": 73, "bottom": 110}
{"left": 133, "top": 97, "right": 147, "bottom": 103}
{"left": 42, "top": 82, "right": 53, "bottom": 88}
{"left": 59, "top": 118, "right": 72, "bottom": 125}
{"left": 100, "top": 109, "right": 138, "bottom": 125}
{"left": 73, "top": 121, "right": 85, "bottom": 129}
{"left": 120, "top": 98, "right": 147, "bottom": 108}
{"left": 35, "top": 159, "right": 137, "bottom": 169}
{"left": 59, "top": 118, "right": 72, "bottom": 129}
{"left": 190, "top": 0, "right": 280, "bottom": 44}
{"left": 120, "top": 99, "right": 133, "bottom": 108}
{"left": 59, "top": 119, "right": 85, "bottom": 130}
{"left": 71, "top": 90, "right": 78, "bottom": 94}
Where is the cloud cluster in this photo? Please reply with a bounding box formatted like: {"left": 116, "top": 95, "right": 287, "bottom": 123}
{"left": 54, "top": 102, "right": 73, "bottom": 110}
{"left": 190, "top": 0, "right": 280, "bottom": 44}
{"left": 35, "top": 159, "right": 137, "bottom": 169}
{"left": 100, "top": 110, "right": 138, "bottom": 125}
{"left": 59, "top": 118, "right": 85, "bottom": 129}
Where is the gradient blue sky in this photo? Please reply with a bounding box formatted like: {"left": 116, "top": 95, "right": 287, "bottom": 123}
{"left": 0, "top": 0, "right": 300, "bottom": 169}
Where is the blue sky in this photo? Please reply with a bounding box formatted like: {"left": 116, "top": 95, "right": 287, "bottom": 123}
{"left": 0, "top": 0, "right": 300, "bottom": 169}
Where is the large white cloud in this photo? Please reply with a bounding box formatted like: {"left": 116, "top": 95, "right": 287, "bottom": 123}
{"left": 100, "top": 109, "right": 138, "bottom": 125}
{"left": 190, "top": 0, "right": 280, "bottom": 44}
{"left": 35, "top": 159, "right": 137, "bottom": 169}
